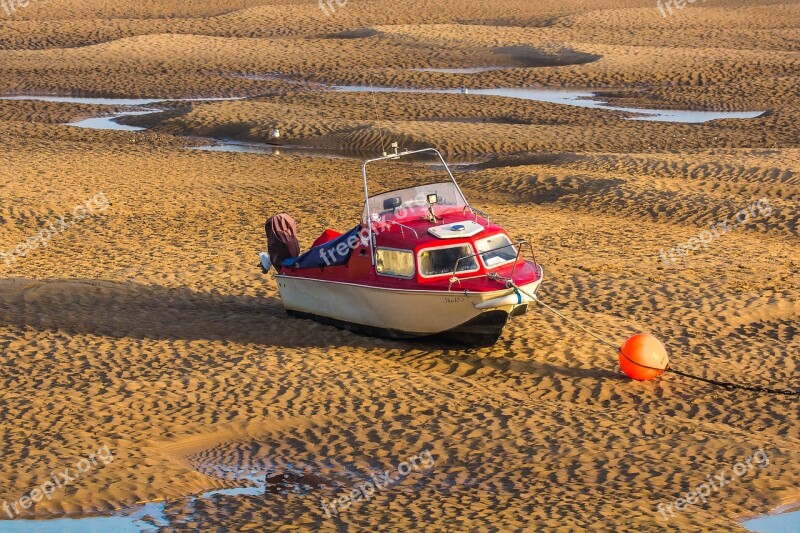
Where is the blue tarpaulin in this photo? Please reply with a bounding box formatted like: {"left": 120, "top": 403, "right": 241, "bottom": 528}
{"left": 283, "top": 225, "right": 362, "bottom": 269}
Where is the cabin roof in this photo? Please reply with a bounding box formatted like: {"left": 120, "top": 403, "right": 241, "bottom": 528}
{"left": 372, "top": 207, "right": 505, "bottom": 250}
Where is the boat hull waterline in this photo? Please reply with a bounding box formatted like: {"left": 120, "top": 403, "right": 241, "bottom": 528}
{"left": 276, "top": 273, "right": 543, "bottom": 345}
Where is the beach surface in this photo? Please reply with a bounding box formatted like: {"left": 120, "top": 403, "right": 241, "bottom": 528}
{"left": 0, "top": 0, "right": 797, "bottom": 530}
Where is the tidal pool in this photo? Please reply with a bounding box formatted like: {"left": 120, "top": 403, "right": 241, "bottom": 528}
{"left": 742, "top": 504, "right": 800, "bottom": 533}
{"left": 331, "top": 85, "right": 764, "bottom": 124}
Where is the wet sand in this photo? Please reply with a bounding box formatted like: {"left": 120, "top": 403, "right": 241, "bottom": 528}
{"left": 0, "top": 0, "right": 798, "bottom": 530}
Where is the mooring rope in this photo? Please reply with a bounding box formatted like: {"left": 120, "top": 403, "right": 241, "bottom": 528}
{"left": 666, "top": 367, "right": 799, "bottom": 396}
{"left": 512, "top": 283, "right": 799, "bottom": 396}
{"left": 524, "top": 289, "right": 619, "bottom": 349}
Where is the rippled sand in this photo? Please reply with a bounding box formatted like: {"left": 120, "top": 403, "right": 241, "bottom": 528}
{"left": 0, "top": 0, "right": 797, "bottom": 530}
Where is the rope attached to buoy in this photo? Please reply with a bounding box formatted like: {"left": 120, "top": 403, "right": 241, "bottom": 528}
{"left": 512, "top": 283, "right": 799, "bottom": 396}
{"left": 667, "top": 367, "right": 798, "bottom": 396}
{"left": 524, "top": 289, "right": 618, "bottom": 349}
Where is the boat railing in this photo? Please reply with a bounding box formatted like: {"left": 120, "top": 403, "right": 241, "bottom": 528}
{"left": 385, "top": 220, "right": 419, "bottom": 239}
{"left": 462, "top": 205, "right": 491, "bottom": 224}
{"left": 448, "top": 240, "right": 538, "bottom": 291}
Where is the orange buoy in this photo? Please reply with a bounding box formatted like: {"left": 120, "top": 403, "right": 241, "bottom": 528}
{"left": 619, "top": 333, "right": 669, "bottom": 381}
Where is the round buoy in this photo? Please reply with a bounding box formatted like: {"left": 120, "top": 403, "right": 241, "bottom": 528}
{"left": 619, "top": 333, "right": 669, "bottom": 381}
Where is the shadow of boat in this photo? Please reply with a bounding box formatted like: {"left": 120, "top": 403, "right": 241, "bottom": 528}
{"left": 0, "top": 277, "right": 620, "bottom": 381}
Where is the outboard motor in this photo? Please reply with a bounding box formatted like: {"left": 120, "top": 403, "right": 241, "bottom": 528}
{"left": 262, "top": 214, "right": 300, "bottom": 273}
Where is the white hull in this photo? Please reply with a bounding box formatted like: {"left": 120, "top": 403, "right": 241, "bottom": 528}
{"left": 275, "top": 274, "right": 543, "bottom": 342}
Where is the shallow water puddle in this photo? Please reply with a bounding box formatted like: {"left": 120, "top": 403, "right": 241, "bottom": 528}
{"left": 3, "top": 86, "right": 763, "bottom": 153}
{"left": 411, "top": 67, "right": 508, "bottom": 74}
{"left": 68, "top": 110, "right": 160, "bottom": 131}
{"left": 331, "top": 85, "right": 765, "bottom": 123}
{"left": 742, "top": 505, "right": 800, "bottom": 533}
{"left": 201, "top": 485, "right": 265, "bottom": 498}
{"left": 0, "top": 502, "right": 169, "bottom": 532}
{"left": 189, "top": 140, "right": 371, "bottom": 159}
{"left": 1, "top": 94, "right": 386, "bottom": 157}
{"left": 0, "top": 482, "right": 274, "bottom": 532}
{"left": 190, "top": 140, "right": 483, "bottom": 165}
{"left": 0, "top": 95, "right": 241, "bottom": 105}
{"left": 0, "top": 95, "right": 166, "bottom": 106}
{"left": 0, "top": 95, "right": 244, "bottom": 132}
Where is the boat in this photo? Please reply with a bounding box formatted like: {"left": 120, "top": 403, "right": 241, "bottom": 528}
{"left": 260, "top": 147, "right": 544, "bottom": 346}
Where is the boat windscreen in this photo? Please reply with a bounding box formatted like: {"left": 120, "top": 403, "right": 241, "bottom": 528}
{"left": 365, "top": 182, "right": 467, "bottom": 222}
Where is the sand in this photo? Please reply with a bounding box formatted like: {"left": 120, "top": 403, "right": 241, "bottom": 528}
{"left": 0, "top": 0, "right": 797, "bottom": 530}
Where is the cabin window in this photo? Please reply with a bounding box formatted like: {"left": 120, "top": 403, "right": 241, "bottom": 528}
{"left": 375, "top": 248, "right": 415, "bottom": 278}
{"left": 418, "top": 244, "right": 479, "bottom": 278}
{"left": 476, "top": 234, "right": 517, "bottom": 268}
